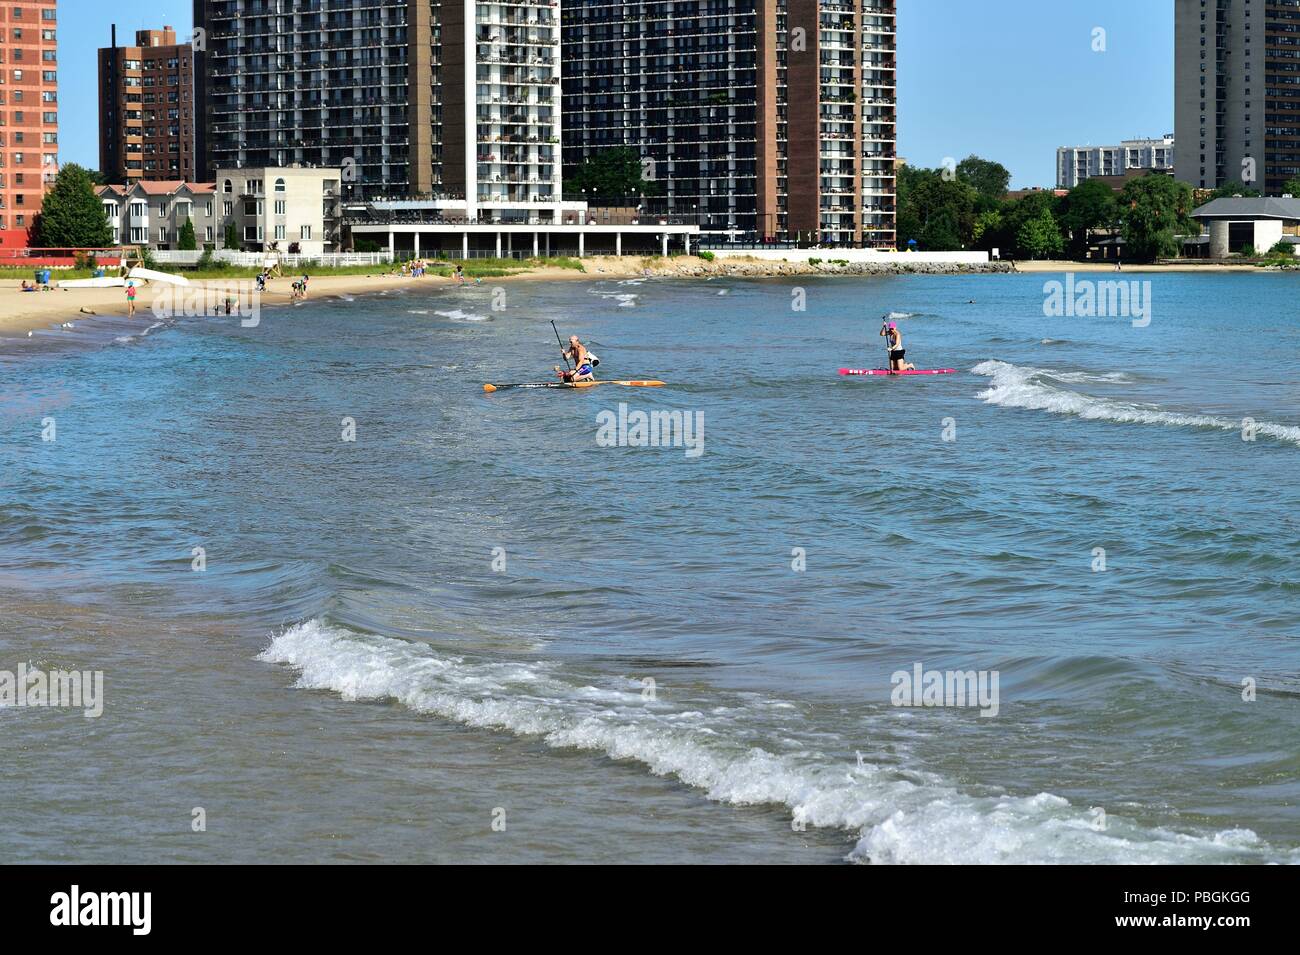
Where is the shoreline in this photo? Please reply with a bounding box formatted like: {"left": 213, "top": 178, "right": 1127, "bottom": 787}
{"left": 1, "top": 254, "right": 1283, "bottom": 338}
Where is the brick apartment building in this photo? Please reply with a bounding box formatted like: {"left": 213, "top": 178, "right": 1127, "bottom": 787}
{"left": 0, "top": 0, "right": 58, "bottom": 246}
{"left": 98, "top": 25, "right": 196, "bottom": 183}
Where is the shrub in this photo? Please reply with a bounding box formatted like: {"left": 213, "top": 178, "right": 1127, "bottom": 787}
{"left": 698, "top": 250, "right": 715, "bottom": 262}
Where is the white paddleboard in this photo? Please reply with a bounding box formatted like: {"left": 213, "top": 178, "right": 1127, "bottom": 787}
{"left": 128, "top": 267, "right": 191, "bottom": 287}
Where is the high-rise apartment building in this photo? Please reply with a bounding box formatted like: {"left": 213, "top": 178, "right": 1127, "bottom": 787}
{"left": 1056, "top": 136, "right": 1175, "bottom": 189}
{"left": 98, "top": 26, "right": 196, "bottom": 183}
{"left": 193, "top": 0, "right": 894, "bottom": 242}
{"left": 444, "top": 1, "right": 566, "bottom": 221}
{"left": 194, "top": 0, "right": 564, "bottom": 219}
{"left": 0, "top": 0, "right": 58, "bottom": 241}
{"left": 193, "top": 0, "right": 419, "bottom": 198}
{"left": 561, "top": 0, "right": 897, "bottom": 247}
{"left": 1175, "top": 0, "right": 1300, "bottom": 195}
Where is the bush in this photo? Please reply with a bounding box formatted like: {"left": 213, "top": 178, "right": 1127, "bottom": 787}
{"left": 808, "top": 256, "right": 822, "bottom": 265}
{"left": 1238, "top": 245, "right": 1257, "bottom": 258}
{"left": 697, "top": 250, "right": 715, "bottom": 262}
{"left": 1268, "top": 240, "right": 1294, "bottom": 256}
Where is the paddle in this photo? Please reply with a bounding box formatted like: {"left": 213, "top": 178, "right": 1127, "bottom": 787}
{"left": 551, "top": 320, "right": 572, "bottom": 372}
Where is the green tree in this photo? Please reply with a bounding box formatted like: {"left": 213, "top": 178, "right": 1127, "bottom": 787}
{"left": 1059, "top": 178, "right": 1117, "bottom": 258}
{"left": 178, "top": 215, "right": 197, "bottom": 251}
{"left": 1207, "top": 180, "right": 1260, "bottom": 200}
{"left": 970, "top": 208, "right": 1004, "bottom": 249}
{"left": 567, "top": 146, "right": 659, "bottom": 199}
{"left": 1016, "top": 207, "right": 1065, "bottom": 259}
{"left": 1281, "top": 176, "right": 1300, "bottom": 198}
{"left": 956, "top": 155, "right": 1011, "bottom": 203}
{"left": 998, "top": 190, "right": 1064, "bottom": 258}
{"left": 34, "top": 163, "right": 113, "bottom": 248}
{"left": 1118, "top": 174, "right": 1198, "bottom": 261}
{"left": 894, "top": 164, "right": 978, "bottom": 250}
{"left": 223, "top": 222, "right": 238, "bottom": 250}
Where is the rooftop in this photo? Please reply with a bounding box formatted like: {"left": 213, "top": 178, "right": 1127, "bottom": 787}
{"left": 1192, "top": 196, "right": 1300, "bottom": 220}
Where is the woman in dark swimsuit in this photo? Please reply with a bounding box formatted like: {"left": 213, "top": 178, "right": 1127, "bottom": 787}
{"left": 880, "top": 320, "right": 915, "bottom": 372}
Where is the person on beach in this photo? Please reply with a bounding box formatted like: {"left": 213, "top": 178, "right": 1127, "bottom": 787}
{"left": 300, "top": 274, "right": 309, "bottom": 299}
{"left": 555, "top": 335, "right": 597, "bottom": 383}
{"left": 880, "top": 319, "right": 914, "bottom": 372}
{"left": 454, "top": 264, "right": 466, "bottom": 286}
{"left": 126, "top": 281, "right": 137, "bottom": 317}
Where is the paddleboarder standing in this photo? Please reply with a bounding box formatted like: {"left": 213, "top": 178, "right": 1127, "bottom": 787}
{"left": 880, "top": 319, "right": 915, "bottom": 372}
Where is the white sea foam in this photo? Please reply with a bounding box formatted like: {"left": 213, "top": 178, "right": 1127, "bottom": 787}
{"left": 435, "top": 309, "right": 487, "bottom": 322}
{"left": 592, "top": 288, "right": 638, "bottom": 308}
{"left": 113, "top": 321, "right": 168, "bottom": 345}
{"left": 259, "top": 620, "right": 1291, "bottom": 864}
{"left": 884, "top": 311, "right": 916, "bottom": 320}
{"left": 972, "top": 360, "right": 1300, "bottom": 447}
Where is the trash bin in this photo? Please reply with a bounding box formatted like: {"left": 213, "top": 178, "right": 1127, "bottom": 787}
{"left": 36, "top": 269, "right": 50, "bottom": 285}
{"left": 93, "top": 267, "right": 105, "bottom": 278}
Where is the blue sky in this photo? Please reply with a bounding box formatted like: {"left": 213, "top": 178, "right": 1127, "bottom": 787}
{"left": 897, "top": 0, "right": 1174, "bottom": 186}
{"left": 59, "top": 0, "right": 1173, "bottom": 189}
{"left": 59, "top": 1, "right": 194, "bottom": 172}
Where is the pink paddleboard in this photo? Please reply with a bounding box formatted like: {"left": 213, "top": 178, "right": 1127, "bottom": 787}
{"left": 838, "top": 368, "right": 957, "bottom": 377}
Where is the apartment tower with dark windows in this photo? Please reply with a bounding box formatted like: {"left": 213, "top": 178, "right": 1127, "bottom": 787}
{"left": 561, "top": 0, "right": 897, "bottom": 247}
{"left": 193, "top": 0, "right": 426, "bottom": 199}
{"left": 1175, "top": 0, "right": 1300, "bottom": 195}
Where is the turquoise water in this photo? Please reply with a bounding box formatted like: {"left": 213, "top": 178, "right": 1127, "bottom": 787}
{"left": 1, "top": 272, "right": 1297, "bottom": 863}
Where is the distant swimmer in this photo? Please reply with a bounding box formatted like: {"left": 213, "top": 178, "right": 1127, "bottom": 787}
{"left": 880, "top": 318, "right": 915, "bottom": 372}
{"left": 555, "top": 334, "right": 598, "bottom": 383}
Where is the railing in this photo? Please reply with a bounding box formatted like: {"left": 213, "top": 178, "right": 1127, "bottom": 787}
{"left": 149, "top": 250, "right": 394, "bottom": 267}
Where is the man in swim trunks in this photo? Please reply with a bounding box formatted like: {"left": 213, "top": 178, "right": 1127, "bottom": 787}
{"left": 880, "top": 319, "right": 915, "bottom": 372}
{"left": 555, "top": 335, "right": 596, "bottom": 382}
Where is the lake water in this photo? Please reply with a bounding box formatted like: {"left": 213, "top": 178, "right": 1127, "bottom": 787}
{"left": 1, "top": 271, "right": 1296, "bottom": 863}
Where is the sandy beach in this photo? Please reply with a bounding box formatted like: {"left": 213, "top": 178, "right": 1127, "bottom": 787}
{"left": 0, "top": 259, "right": 692, "bottom": 338}
{"left": 0, "top": 267, "right": 599, "bottom": 339}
